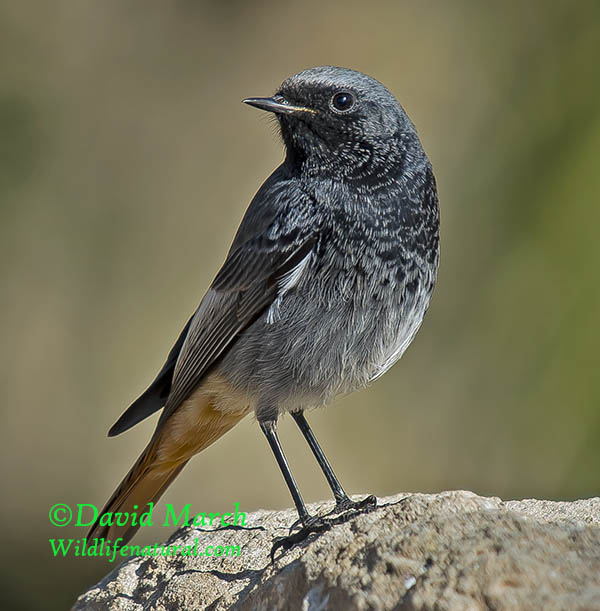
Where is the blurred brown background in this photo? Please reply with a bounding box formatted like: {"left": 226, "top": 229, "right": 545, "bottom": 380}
{"left": 1, "top": 1, "right": 598, "bottom": 609}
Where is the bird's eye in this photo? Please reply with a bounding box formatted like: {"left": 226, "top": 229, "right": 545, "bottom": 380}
{"left": 330, "top": 91, "right": 355, "bottom": 113}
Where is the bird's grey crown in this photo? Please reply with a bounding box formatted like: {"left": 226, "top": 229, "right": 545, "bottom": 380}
{"left": 279, "top": 66, "right": 417, "bottom": 137}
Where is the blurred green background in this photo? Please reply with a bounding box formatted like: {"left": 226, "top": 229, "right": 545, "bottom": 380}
{"left": 1, "top": 1, "right": 598, "bottom": 608}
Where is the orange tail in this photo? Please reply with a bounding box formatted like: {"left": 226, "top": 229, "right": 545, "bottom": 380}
{"left": 88, "top": 392, "right": 246, "bottom": 545}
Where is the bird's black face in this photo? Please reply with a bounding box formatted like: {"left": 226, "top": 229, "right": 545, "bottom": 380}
{"left": 244, "top": 66, "right": 419, "bottom": 178}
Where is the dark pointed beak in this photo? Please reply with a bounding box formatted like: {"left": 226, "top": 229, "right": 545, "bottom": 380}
{"left": 242, "top": 96, "right": 316, "bottom": 116}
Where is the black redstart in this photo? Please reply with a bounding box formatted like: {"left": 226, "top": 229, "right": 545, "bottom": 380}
{"left": 88, "top": 66, "right": 440, "bottom": 544}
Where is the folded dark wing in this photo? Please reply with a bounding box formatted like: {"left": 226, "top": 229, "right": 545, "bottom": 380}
{"left": 107, "top": 315, "right": 194, "bottom": 436}
{"left": 158, "top": 233, "right": 316, "bottom": 424}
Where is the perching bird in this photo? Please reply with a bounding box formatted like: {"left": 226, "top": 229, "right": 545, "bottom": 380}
{"left": 88, "top": 66, "right": 440, "bottom": 545}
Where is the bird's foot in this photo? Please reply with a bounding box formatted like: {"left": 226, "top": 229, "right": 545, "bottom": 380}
{"left": 271, "top": 496, "right": 377, "bottom": 561}
{"left": 331, "top": 494, "right": 377, "bottom": 515}
{"left": 288, "top": 510, "right": 330, "bottom": 534}
{"left": 272, "top": 515, "right": 331, "bottom": 561}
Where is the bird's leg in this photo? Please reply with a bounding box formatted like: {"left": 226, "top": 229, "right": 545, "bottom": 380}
{"left": 291, "top": 410, "right": 376, "bottom": 514}
{"left": 260, "top": 420, "right": 321, "bottom": 528}
{"left": 261, "top": 419, "right": 335, "bottom": 559}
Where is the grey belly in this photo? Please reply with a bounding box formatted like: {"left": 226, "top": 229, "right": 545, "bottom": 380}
{"left": 213, "top": 267, "right": 434, "bottom": 420}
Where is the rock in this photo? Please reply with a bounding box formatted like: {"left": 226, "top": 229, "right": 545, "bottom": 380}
{"left": 73, "top": 490, "right": 600, "bottom": 610}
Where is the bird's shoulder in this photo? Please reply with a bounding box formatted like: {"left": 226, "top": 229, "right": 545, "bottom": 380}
{"left": 229, "top": 164, "right": 319, "bottom": 251}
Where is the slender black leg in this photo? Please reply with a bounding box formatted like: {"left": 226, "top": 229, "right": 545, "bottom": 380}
{"left": 263, "top": 415, "right": 376, "bottom": 559}
{"left": 260, "top": 420, "right": 312, "bottom": 525}
{"left": 291, "top": 410, "right": 376, "bottom": 513}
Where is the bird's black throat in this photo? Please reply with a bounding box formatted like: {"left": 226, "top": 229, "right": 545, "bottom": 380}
{"left": 280, "top": 117, "right": 423, "bottom": 194}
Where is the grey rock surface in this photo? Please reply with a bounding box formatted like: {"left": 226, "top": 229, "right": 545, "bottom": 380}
{"left": 73, "top": 490, "right": 600, "bottom": 610}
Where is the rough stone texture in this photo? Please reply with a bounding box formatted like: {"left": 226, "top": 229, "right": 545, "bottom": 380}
{"left": 73, "top": 491, "right": 600, "bottom": 610}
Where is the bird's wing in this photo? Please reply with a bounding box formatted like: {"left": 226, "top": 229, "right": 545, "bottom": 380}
{"left": 158, "top": 230, "right": 317, "bottom": 424}
{"left": 107, "top": 315, "right": 194, "bottom": 436}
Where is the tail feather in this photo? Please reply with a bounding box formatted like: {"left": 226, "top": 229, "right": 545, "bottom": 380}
{"left": 87, "top": 441, "right": 188, "bottom": 545}
{"left": 89, "top": 391, "right": 247, "bottom": 546}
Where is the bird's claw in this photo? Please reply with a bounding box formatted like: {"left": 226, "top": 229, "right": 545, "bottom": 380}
{"left": 332, "top": 494, "right": 377, "bottom": 515}
{"left": 272, "top": 495, "right": 377, "bottom": 561}
{"left": 272, "top": 516, "right": 332, "bottom": 561}
{"left": 287, "top": 512, "right": 326, "bottom": 535}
